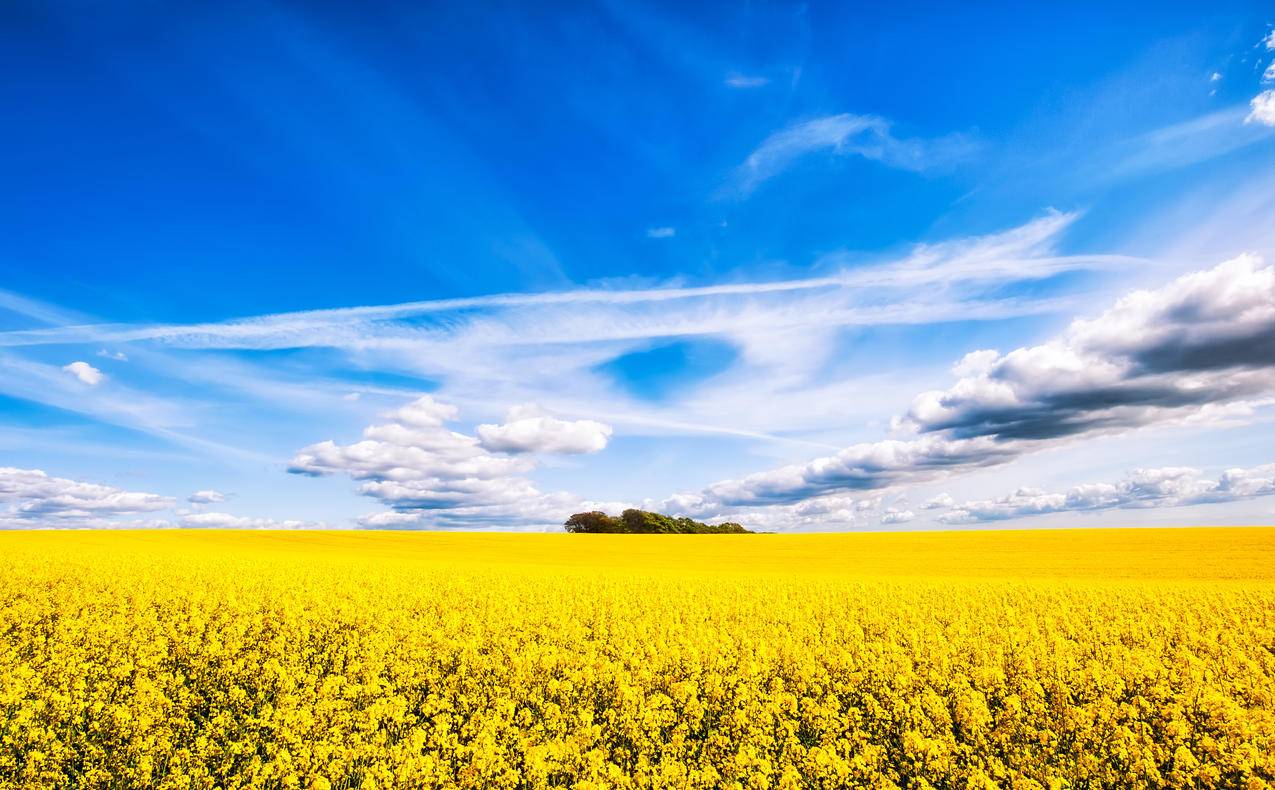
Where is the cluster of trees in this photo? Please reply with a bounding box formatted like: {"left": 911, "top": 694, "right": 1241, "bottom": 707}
{"left": 564, "top": 509, "right": 750, "bottom": 534}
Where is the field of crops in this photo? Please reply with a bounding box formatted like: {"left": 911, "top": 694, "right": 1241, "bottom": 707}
{"left": 2, "top": 528, "right": 1274, "bottom": 788}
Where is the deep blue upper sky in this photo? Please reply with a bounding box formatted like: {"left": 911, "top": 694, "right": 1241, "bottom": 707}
{"left": 3, "top": 1, "right": 1275, "bottom": 530}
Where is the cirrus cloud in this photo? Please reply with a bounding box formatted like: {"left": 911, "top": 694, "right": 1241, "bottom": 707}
{"left": 730, "top": 113, "right": 974, "bottom": 196}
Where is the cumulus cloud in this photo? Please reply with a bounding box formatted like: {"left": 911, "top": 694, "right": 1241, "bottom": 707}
{"left": 904, "top": 254, "right": 1275, "bottom": 441}
{"left": 188, "top": 489, "right": 226, "bottom": 504}
{"left": 937, "top": 465, "right": 1275, "bottom": 524}
{"left": 665, "top": 255, "right": 1275, "bottom": 521}
{"left": 731, "top": 113, "right": 972, "bottom": 195}
{"left": 96, "top": 349, "right": 128, "bottom": 361}
{"left": 1249, "top": 33, "right": 1275, "bottom": 125}
{"left": 880, "top": 508, "right": 915, "bottom": 525}
{"left": 388, "top": 395, "right": 459, "bottom": 428}
{"left": 1249, "top": 91, "right": 1275, "bottom": 126}
{"left": 476, "top": 406, "right": 612, "bottom": 454}
{"left": 289, "top": 395, "right": 616, "bottom": 528}
{"left": 922, "top": 493, "right": 955, "bottom": 510}
{"left": 1, "top": 467, "right": 172, "bottom": 526}
{"left": 62, "top": 360, "right": 104, "bottom": 386}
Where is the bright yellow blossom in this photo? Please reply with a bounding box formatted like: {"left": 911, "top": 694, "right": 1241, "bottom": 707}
{"left": 0, "top": 528, "right": 1273, "bottom": 788}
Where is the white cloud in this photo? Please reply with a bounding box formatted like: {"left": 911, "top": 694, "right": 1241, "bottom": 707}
{"left": 1250, "top": 30, "right": 1275, "bottom": 123}
{"left": 1251, "top": 90, "right": 1275, "bottom": 126}
{"left": 62, "top": 361, "right": 104, "bottom": 386}
{"left": 725, "top": 73, "right": 770, "bottom": 89}
{"left": 1, "top": 353, "right": 270, "bottom": 467}
{"left": 356, "top": 510, "right": 425, "bottom": 529}
{"left": 387, "top": 394, "right": 459, "bottom": 428}
{"left": 651, "top": 490, "right": 929, "bottom": 533}
{"left": 0, "top": 214, "right": 1121, "bottom": 360}
{"left": 880, "top": 508, "right": 915, "bottom": 525}
{"left": 656, "top": 492, "right": 865, "bottom": 532}
{"left": 0, "top": 467, "right": 172, "bottom": 526}
{"left": 922, "top": 493, "right": 955, "bottom": 510}
{"left": 730, "top": 113, "right": 973, "bottom": 195}
{"left": 0, "top": 215, "right": 1123, "bottom": 454}
{"left": 476, "top": 406, "right": 612, "bottom": 454}
{"left": 188, "top": 489, "right": 226, "bottom": 504}
{"left": 179, "top": 512, "right": 328, "bottom": 529}
{"left": 675, "top": 435, "right": 1018, "bottom": 514}
{"left": 646, "top": 226, "right": 676, "bottom": 239}
{"left": 664, "top": 254, "right": 1275, "bottom": 521}
{"left": 938, "top": 464, "right": 1275, "bottom": 524}
{"left": 97, "top": 349, "right": 128, "bottom": 361}
{"left": 289, "top": 395, "right": 614, "bottom": 528}
{"left": 354, "top": 487, "right": 630, "bottom": 531}
{"left": 905, "top": 254, "right": 1275, "bottom": 441}
{"left": 1109, "top": 107, "right": 1275, "bottom": 179}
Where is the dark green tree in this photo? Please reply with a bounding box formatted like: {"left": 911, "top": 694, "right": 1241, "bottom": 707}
{"left": 564, "top": 509, "right": 751, "bottom": 534}
{"left": 564, "top": 511, "right": 624, "bottom": 533}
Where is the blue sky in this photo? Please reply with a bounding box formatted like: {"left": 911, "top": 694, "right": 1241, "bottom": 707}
{"left": 4, "top": 1, "right": 1275, "bottom": 530}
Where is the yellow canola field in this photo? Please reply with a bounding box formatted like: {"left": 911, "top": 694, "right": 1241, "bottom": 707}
{"left": 2, "top": 528, "right": 1274, "bottom": 789}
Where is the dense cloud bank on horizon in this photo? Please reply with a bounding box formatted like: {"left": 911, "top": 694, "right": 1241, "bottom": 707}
{"left": 666, "top": 254, "right": 1275, "bottom": 519}
{"left": 935, "top": 464, "right": 1275, "bottom": 524}
{"left": 288, "top": 395, "right": 623, "bottom": 529}
{"left": 0, "top": 466, "right": 329, "bottom": 530}
{"left": 176, "top": 512, "right": 328, "bottom": 529}
{"left": 661, "top": 436, "right": 1020, "bottom": 515}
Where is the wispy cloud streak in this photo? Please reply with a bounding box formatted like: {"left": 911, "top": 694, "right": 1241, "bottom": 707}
{"left": 729, "top": 113, "right": 975, "bottom": 195}
{"left": 0, "top": 213, "right": 1127, "bottom": 354}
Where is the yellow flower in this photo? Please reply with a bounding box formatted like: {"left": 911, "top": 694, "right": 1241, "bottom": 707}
{"left": 0, "top": 528, "right": 1273, "bottom": 788}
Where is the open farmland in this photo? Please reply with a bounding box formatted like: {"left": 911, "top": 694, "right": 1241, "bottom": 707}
{"left": 2, "top": 528, "right": 1274, "bottom": 788}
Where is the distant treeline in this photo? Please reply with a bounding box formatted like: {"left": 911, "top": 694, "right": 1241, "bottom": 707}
{"left": 564, "top": 509, "right": 751, "bottom": 534}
